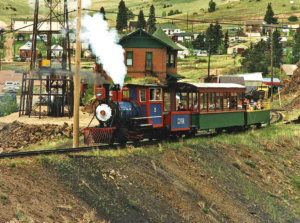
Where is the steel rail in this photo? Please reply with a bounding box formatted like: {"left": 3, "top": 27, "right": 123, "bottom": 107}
{"left": 0, "top": 110, "right": 281, "bottom": 159}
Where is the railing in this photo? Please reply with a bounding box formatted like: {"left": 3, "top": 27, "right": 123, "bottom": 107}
{"left": 246, "top": 101, "right": 270, "bottom": 112}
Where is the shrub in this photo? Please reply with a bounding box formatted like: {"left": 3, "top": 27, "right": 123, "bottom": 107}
{"left": 0, "top": 93, "right": 18, "bottom": 117}
{"left": 291, "top": 6, "right": 297, "bottom": 10}
{"left": 129, "top": 200, "right": 136, "bottom": 207}
{"left": 232, "top": 162, "right": 241, "bottom": 169}
{"left": 282, "top": 4, "right": 286, "bottom": 7}
{"left": 288, "top": 15, "right": 298, "bottom": 22}
{"left": 203, "top": 208, "right": 209, "bottom": 214}
{"left": 245, "top": 159, "right": 256, "bottom": 168}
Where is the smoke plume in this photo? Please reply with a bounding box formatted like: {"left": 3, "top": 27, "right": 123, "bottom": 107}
{"left": 80, "top": 13, "right": 127, "bottom": 87}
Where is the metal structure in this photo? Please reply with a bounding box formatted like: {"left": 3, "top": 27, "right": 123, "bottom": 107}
{"left": 19, "top": 0, "right": 74, "bottom": 118}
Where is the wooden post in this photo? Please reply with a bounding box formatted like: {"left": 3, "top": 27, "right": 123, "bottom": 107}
{"left": 270, "top": 27, "right": 274, "bottom": 102}
{"left": 73, "top": 0, "right": 82, "bottom": 148}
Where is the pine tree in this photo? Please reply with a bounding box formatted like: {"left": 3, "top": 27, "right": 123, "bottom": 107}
{"left": 272, "top": 29, "right": 283, "bottom": 68}
{"left": 116, "top": 0, "right": 127, "bottom": 32}
{"left": 264, "top": 3, "right": 278, "bottom": 24}
{"left": 100, "top": 7, "right": 107, "bottom": 20}
{"left": 292, "top": 27, "right": 300, "bottom": 63}
{"left": 192, "top": 32, "right": 206, "bottom": 49}
{"left": 137, "top": 10, "right": 146, "bottom": 29}
{"left": 126, "top": 8, "right": 135, "bottom": 20}
{"left": 224, "top": 30, "right": 229, "bottom": 54}
{"left": 205, "top": 22, "right": 223, "bottom": 53}
{"left": 147, "top": 5, "right": 156, "bottom": 35}
{"left": 208, "top": 0, "right": 216, "bottom": 13}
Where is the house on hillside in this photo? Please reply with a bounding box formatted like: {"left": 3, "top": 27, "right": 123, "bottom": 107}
{"left": 244, "top": 21, "right": 262, "bottom": 37}
{"left": 12, "top": 18, "right": 63, "bottom": 33}
{"left": 128, "top": 21, "right": 138, "bottom": 32}
{"left": 17, "top": 33, "right": 25, "bottom": 41}
{"left": 51, "top": 45, "right": 63, "bottom": 57}
{"left": 281, "top": 64, "right": 297, "bottom": 77}
{"left": 227, "top": 44, "right": 248, "bottom": 55}
{"left": 19, "top": 42, "right": 38, "bottom": 58}
{"left": 176, "top": 43, "right": 189, "bottom": 59}
{"left": 172, "top": 33, "right": 194, "bottom": 43}
{"left": 156, "top": 24, "right": 181, "bottom": 37}
{"left": 119, "top": 28, "right": 184, "bottom": 82}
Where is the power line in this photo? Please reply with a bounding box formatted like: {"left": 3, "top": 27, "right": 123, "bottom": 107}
{"left": 1, "top": 8, "right": 298, "bottom": 36}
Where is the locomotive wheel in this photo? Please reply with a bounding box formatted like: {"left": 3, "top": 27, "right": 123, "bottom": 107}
{"left": 216, "top": 128, "right": 223, "bottom": 134}
{"left": 113, "top": 128, "right": 128, "bottom": 144}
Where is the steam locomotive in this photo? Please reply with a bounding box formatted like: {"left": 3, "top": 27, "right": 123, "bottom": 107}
{"left": 84, "top": 82, "right": 271, "bottom": 145}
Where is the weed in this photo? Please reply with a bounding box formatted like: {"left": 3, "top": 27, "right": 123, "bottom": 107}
{"left": 129, "top": 200, "right": 136, "bottom": 207}
{"left": 119, "top": 183, "right": 124, "bottom": 187}
{"left": 15, "top": 210, "right": 24, "bottom": 219}
{"left": 9, "top": 162, "right": 16, "bottom": 168}
{"left": 37, "top": 155, "right": 50, "bottom": 165}
{"left": 203, "top": 208, "right": 209, "bottom": 214}
{"left": 0, "top": 193, "right": 8, "bottom": 200}
{"left": 232, "top": 162, "right": 241, "bottom": 169}
{"left": 49, "top": 214, "right": 55, "bottom": 219}
{"left": 258, "top": 173, "right": 263, "bottom": 178}
{"left": 245, "top": 159, "right": 256, "bottom": 168}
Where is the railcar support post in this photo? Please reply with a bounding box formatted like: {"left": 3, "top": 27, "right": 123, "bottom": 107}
{"left": 73, "top": 0, "right": 82, "bottom": 147}
{"left": 270, "top": 26, "right": 274, "bottom": 102}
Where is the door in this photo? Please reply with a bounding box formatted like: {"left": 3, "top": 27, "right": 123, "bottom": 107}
{"left": 145, "top": 52, "right": 152, "bottom": 71}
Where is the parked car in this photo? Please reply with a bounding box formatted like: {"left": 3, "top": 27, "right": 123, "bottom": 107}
{"left": 2, "top": 81, "right": 21, "bottom": 92}
{"left": 17, "top": 57, "right": 26, "bottom": 62}
{"left": 194, "top": 50, "right": 208, "bottom": 57}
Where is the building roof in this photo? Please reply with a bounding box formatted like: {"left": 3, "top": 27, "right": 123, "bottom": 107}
{"left": 19, "top": 41, "right": 38, "bottom": 50}
{"left": 231, "top": 72, "right": 263, "bottom": 82}
{"left": 51, "top": 45, "right": 63, "bottom": 50}
{"left": 188, "top": 83, "right": 246, "bottom": 89}
{"left": 219, "top": 76, "right": 245, "bottom": 85}
{"left": 176, "top": 43, "right": 188, "bottom": 50}
{"left": 166, "top": 73, "right": 185, "bottom": 81}
{"left": 263, "top": 78, "right": 281, "bottom": 83}
{"left": 173, "top": 33, "right": 194, "bottom": 37}
{"left": 152, "top": 27, "right": 182, "bottom": 51}
{"left": 13, "top": 18, "right": 59, "bottom": 22}
{"left": 156, "top": 23, "right": 178, "bottom": 30}
{"left": 282, "top": 64, "right": 297, "bottom": 76}
{"left": 128, "top": 21, "right": 138, "bottom": 28}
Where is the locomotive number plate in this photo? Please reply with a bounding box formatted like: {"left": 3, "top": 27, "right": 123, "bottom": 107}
{"left": 177, "top": 118, "right": 185, "bottom": 124}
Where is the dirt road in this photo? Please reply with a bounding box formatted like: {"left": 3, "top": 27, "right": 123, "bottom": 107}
{"left": 4, "top": 36, "right": 13, "bottom": 62}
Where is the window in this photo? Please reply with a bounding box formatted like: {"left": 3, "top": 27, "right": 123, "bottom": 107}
{"left": 139, "top": 89, "right": 146, "bottom": 102}
{"left": 126, "top": 51, "right": 133, "bottom": 66}
{"left": 167, "top": 53, "right": 175, "bottom": 67}
{"left": 188, "top": 92, "right": 198, "bottom": 112}
{"left": 208, "top": 93, "right": 215, "bottom": 111}
{"left": 200, "top": 93, "right": 207, "bottom": 112}
{"left": 223, "top": 93, "right": 230, "bottom": 111}
{"left": 216, "top": 93, "right": 223, "bottom": 111}
{"left": 164, "top": 92, "right": 171, "bottom": 112}
{"left": 150, "top": 88, "right": 162, "bottom": 101}
{"left": 122, "top": 90, "right": 129, "bottom": 98}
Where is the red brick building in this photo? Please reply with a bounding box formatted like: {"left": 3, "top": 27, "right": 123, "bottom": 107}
{"left": 119, "top": 28, "right": 184, "bottom": 82}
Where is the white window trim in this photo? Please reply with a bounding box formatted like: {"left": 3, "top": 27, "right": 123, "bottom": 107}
{"left": 149, "top": 88, "right": 162, "bottom": 102}
{"left": 139, "top": 89, "right": 146, "bottom": 102}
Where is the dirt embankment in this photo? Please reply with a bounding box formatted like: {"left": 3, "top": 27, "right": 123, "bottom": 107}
{"left": 1, "top": 133, "right": 300, "bottom": 223}
{"left": 0, "top": 121, "right": 84, "bottom": 153}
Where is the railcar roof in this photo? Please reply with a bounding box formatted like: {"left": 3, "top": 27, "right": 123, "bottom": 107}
{"left": 125, "top": 84, "right": 167, "bottom": 88}
{"left": 188, "top": 83, "right": 246, "bottom": 89}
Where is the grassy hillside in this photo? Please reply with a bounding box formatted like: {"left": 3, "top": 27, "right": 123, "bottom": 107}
{"left": 1, "top": 121, "right": 300, "bottom": 222}
{"left": 2, "top": 0, "right": 300, "bottom": 28}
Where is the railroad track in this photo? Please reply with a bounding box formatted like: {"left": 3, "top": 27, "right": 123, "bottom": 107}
{"left": 270, "top": 109, "right": 283, "bottom": 124}
{"left": 0, "top": 110, "right": 282, "bottom": 159}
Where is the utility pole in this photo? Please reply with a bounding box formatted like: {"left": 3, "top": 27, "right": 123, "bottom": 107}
{"left": 187, "top": 13, "right": 188, "bottom": 32}
{"left": 73, "top": 0, "right": 82, "bottom": 148}
{"left": 208, "top": 44, "right": 211, "bottom": 79}
{"left": 270, "top": 26, "right": 274, "bottom": 102}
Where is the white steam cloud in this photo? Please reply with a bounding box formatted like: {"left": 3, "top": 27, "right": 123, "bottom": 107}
{"left": 80, "top": 13, "right": 127, "bottom": 88}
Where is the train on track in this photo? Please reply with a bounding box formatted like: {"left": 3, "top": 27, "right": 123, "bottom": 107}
{"left": 84, "top": 82, "right": 271, "bottom": 145}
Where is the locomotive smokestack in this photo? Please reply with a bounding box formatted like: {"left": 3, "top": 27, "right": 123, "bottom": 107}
{"left": 103, "top": 83, "right": 110, "bottom": 101}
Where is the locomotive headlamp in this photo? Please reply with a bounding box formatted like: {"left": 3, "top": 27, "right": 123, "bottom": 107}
{"left": 96, "top": 91, "right": 103, "bottom": 98}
